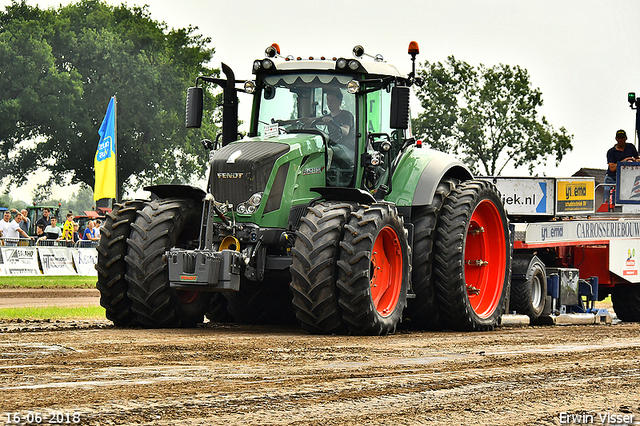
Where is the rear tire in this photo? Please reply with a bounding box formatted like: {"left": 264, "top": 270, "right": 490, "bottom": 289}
{"left": 612, "top": 286, "right": 640, "bottom": 322}
{"left": 509, "top": 254, "right": 546, "bottom": 320}
{"left": 125, "top": 198, "right": 211, "bottom": 328}
{"left": 290, "top": 202, "right": 353, "bottom": 334}
{"left": 434, "top": 180, "right": 511, "bottom": 331}
{"left": 404, "top": 178, "right": 456, "bottom": 330}
{"left": 337, "top": 203, "right": 410, "bottom": 335}
{"left": 96, "top": 200, "right": 145, "bottom": 327}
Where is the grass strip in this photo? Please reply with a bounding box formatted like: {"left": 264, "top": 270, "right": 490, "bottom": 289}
{"left": 0, "top": 276, "right": 97, "bottom": 289}
{"left": 0, "top": 306, "right": 105, "bottom": 320}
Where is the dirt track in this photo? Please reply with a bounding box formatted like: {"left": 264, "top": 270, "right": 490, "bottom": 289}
{"left": 0, "top": 318, "right": 639, "bottom": 425}
{"left": 1, "top": 290, "right": 639, "bottom": 425}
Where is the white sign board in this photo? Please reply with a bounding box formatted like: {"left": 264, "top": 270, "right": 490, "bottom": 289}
{"left": 0, "top": 247, "right": 41, "bottom": 275}
{"left": 616, "top": 162, "right": 640, "bottom": 204}
{"left": 609, "top": 239, "right": 640, "bottom": 283}
{"left": 38, "top": 247, "right": 77, "bottom": 275}
{"left": 524, "top": 220, "right": 640, "bottom": 244}
{"left": 480, "top": 177, "right": 555, "bottom": 216}
{"left": 72, "top": 248, "right": 98, "bottom": 276}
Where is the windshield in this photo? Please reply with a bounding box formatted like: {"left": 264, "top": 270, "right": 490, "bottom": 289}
{"left": 257, "top": 73, "right": 355, "bottom": 137}
{"left": 257, "top": 73, "right": 357, "bottom": 187}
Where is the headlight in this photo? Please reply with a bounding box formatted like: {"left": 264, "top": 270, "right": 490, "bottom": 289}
{"left": 262, "top": 59, "right": 274, "bottom": 70}
{"left": 246, "top": 205, "right": 256, "bottom": 214}
{"left": 336, "top": 58, "right": 347, "bottom": 69}
{"left": 244, "top": 81, "right": 256, "bottom": 94}
{"left": 348, "top": 60, "right": 361, "bottom": 71}
{"left": 347, "top": 80, "right": 360, "bottom": 94}
{"left": 249, "top": 193, "right": 263, "bottom": 206}
{"left": 253, "top": 60, "right": 262, "bottom": 72}
{"left": 237, "top": 204, "right": 246, "bottom": 214}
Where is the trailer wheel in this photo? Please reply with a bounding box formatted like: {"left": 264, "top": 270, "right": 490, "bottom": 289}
{"left": 404, "top": 178, "right": 456, "bottom": 330}
{"left": 290, "top": 202, "right": 353, "bottom": 334}
{"left": 96, "top": 200, "right": 145, "bottom": 327}
{"left": 434, "top": 180, "right": 511, "bottom": 331}
{"left": 612, "top": 286, "right": 640, "bottom": 322}
{"left": 125, "top": 198, "right": 211, "bottom": 328}
{"left": 224, "top": 274, "right": 296, "bottom": 325}
{"left": 337, "top": 204, "right": 410, "bottom": 335}
{"left": 510, "top": 254, "right": 547, "bottom": 320}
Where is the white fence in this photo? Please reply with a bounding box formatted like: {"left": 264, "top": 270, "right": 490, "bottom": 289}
{"left": 0, "top": 238, "right": 98, "bottom": 276}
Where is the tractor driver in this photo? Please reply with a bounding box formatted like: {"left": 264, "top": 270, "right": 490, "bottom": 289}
{"left": 322, "top": 90, "right": 355, "bottom": 177}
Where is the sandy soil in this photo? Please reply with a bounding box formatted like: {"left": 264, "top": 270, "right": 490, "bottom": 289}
{"left": 0, "top": 291, "right": 639, "bottom": 425}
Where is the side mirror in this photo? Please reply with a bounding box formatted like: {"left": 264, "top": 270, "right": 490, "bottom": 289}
{"left": 390, "top": 86, "right": 410, "bottom": 129}
{"left": 186, "top": 86, "right": 204, "bottom": 128}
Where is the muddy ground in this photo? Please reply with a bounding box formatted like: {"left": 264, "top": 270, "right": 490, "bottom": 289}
{"left": 1, "top": 291, "right": 640, "bottom": 425}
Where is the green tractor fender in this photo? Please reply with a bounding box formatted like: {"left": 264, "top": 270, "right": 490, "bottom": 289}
{"left": 387, "top": 147, "right": 473, "bottom": 207}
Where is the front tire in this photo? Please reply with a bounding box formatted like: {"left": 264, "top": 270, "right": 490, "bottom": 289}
{"left": 125, "top": 198, "right": 211, "bottom": 328}
{"left": 337, "top": 203, "right": 410, "bottom": 335}
{"left": 434, "top": 180, "right": 511, "bottom": 331}
{"left": 96, "top": 200, "right": 145, "bottom": 327}
{"left": 290, "top": 202, "right": 353, "bottom": 334}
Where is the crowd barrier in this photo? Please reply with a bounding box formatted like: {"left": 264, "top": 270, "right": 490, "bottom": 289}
{"left": 0, "top": 237, "right": 98, "bottom": 276}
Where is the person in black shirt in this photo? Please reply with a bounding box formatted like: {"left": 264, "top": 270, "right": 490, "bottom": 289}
{"left": 605, "top": 129, "right": 640, "bottom": 203}
{"left": 35, "top": 208, "right": 51, "bottom": 229}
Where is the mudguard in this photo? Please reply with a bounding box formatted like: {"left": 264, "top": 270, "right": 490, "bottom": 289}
{"left": 387, "top": 147, "right": 472, "bottom": 207}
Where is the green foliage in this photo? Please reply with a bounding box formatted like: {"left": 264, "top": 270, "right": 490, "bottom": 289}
{"left": 0, "top": 0, "right": 220, "bottom": 196}
{"left": 412, "top": 56, "right": 573, "bottom": 176}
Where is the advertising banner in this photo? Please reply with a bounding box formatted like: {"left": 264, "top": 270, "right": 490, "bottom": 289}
{"left": 525, "top": 220, "right": 640, "bottom": 244}
{"left": 38, "top": 247, "right": 77, "bottom": 275}
{"left": 616, "top": 162, "right": 640, "bottom": 204}
{"left": 72, "top": 248, "right": 98, "bottom": 276}
{"left": 480, "top": 177, "right": 555, "bottom": 216}
{"left": 0, "top": 246, "right": 42, "bottom": 275}
{"left": 609, "top": 239, "right": 640, "bottom": 283}
{"left": 555, "top": 178, "right": 595, "bottom": 214}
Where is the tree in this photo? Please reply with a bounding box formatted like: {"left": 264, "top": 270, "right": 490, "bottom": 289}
{"left": 0, "top": 0, "right": 220, "bottom": 197}
{"left": 412, "top": 56, "right": 573, "bottom": 176}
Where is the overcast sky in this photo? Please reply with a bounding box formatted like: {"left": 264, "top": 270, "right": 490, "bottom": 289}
{"left": 2, "top": 0, "right": 640, "bottom": 202}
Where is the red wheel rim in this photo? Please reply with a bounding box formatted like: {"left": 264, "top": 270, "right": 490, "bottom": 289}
{"left": 464, "top": 200, "right": 506, "bottom": 318}
{"left": 370, "top": 226, "right": 404, "bottom": 317}
{"left": 176, "top": 290, "right": 199, "bottom": 304}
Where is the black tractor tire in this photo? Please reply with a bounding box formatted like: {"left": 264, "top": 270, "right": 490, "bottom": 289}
{"left": 434, "top": 180, "right": 511, "bottom": 331}
{"left": 290, "top": 202, "right": 353, "bottom": 334}
{"left": 224, "top": 274, "right": 296, "bottom": 325}
{"left": 125, "top": 198, "right": 211, "bottom": 328}
{"left": 404, "top": 178, "right": 457, "bottom": 330}
{"left": 96, "top": 200, "right": 145, "bottom": 327}
{"left": 611, "top": 285, "right": 640, "bottom": 322}
{"left": 509, "top": 254, "right": 547, "bottom": 320}
{"left": 337, "top": 203, "right": 411, "bottom": 335}
{"left": 205, "top": 293, "right": 234, "bottom": 323}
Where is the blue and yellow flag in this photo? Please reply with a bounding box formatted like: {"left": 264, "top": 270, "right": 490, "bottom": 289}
{"left": 94, "top": 96, "right": 117, "bottom": 200}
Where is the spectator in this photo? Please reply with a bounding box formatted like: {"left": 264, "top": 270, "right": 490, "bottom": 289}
{"left": 3, "top": 213, "right": 32, "bottom": 245}
{"left": 605, "top": 129, "right": 640, "bottom": 204}
{"left": 35, "top": 224, "right": 46, "bottom": 241}
{"left": 44, "top": 217, "right": 62, "bottom": 240}
{"left": 35, "top": 208, "right": 51, "bottom": 229}
{"left": 0, "top": 210, "right": 12, "bottom": 243}
{"left": 83, "top": 220, "right": 99, "bottom": 241}
{"left": 95, "top": 219, "right": 102, "bottom": 239}
{"left": 61, "top": 212, "right": 75, "bottom": 242}
{"left": 73, "top": 223, "right": 81, "bottom": 243}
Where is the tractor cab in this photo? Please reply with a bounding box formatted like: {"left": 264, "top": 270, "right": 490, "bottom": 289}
{"left": 249, "top": 44, "right": 415, "bottom": 195}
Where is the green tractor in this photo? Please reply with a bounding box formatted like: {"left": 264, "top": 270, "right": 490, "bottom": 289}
{"left": 97, "top": 42, "right": 511, "bottom": 334}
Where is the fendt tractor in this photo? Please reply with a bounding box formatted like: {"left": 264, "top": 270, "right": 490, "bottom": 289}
{"left": 97, "top": 42, "right": 512, "bottom": 335}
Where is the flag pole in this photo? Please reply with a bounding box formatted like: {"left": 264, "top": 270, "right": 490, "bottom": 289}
{"left": 113, "top": 95, "right": 119, "bottom": 204}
